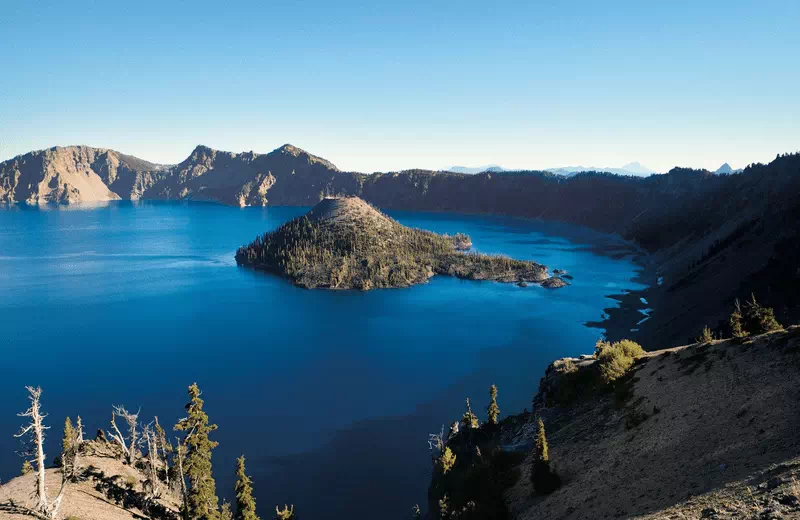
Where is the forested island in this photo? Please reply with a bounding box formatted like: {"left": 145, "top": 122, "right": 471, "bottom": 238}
{"left": 235, "top": 197, "right": 567, "bottom": 290}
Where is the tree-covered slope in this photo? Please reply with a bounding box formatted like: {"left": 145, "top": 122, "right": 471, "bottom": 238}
{"left": 235, "top": 197, "right": 562, "bottom": 290}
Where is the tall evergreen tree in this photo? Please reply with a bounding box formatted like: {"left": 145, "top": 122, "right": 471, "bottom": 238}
{"left": 61, "top": 417, "right": 77, "bottom": 479}
{"left": 531, "top": 418, "right": 560, "bottom": 493}
{"left": 235, "top": 456, "right": 260, "bottom": 520}
{"left": 535, "top": 418, "right": 548, "bottom": 464}
{"left": 487, "top": 385, "right": 500, "bottom": 425}
{"left": 175, "top": 383, "right": 220, "bottom": 520}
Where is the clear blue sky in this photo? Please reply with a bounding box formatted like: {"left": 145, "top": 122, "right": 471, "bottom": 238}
{"left": 1, "top": 0, "right": 798, "bottom": 173}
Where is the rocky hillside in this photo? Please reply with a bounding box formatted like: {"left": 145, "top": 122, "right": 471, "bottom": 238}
{"left": 0, "top": 439, "right": 182, "bottom": 520}
{"left": 236, "top": 197, "right": 564, "bottom": 290}
{"left": 0, "top": 144, "right": 358, "bottom": 206}
{"left": 427, "top": 327, "right": 800, "bottom": 519}
{"left": 0, "top": 146, "right": 164, "bottom": 204}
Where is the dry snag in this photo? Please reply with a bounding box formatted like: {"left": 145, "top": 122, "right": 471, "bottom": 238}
{"left": 14, "top": 386, "right": 68, "bottom": 519}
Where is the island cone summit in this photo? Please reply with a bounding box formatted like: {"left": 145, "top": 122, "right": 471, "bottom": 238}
{"left": 235, "top": 197, "right": 564, "bottom": 290}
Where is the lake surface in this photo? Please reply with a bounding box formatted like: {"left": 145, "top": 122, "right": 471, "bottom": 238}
{"left": 0, "top": 201, "right": 644, "bottom": 518}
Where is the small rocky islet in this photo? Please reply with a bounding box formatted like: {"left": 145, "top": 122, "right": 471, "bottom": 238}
{"left": 235, "top": 196, "right": 568, "bottom": 290}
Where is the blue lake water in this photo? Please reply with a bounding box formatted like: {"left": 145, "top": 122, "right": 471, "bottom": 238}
{"left": 0, "top": 201, "right": 644, "bottom": 518}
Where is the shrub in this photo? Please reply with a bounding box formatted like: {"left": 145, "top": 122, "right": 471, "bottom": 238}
{"left": 742, "top": 294, "right": 782, "bottom": 334}
{"left": 461, "top": 399, "right": 479, "bottom": 430}
{"left": 21, "top": 460, "right": 33, "bottom": 475}
{"left": 440, "top": 447, "right": 457, "bottom": 474}
{"left": 697, "top": 326, "right": 714, "bottom": 344}
{"left": 124, "top": 475, "right": 138, "bottom": 489}
{"left": 596, "top": 340, "right": 645, "bottom": 384}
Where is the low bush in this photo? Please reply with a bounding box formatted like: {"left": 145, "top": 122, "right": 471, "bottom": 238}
{"left": 697, "top": 326, "right": 714, "bottom": 344}
{"left": 596, "top": 340, "right": 645, "bottom": 384}
{"left": 730, "top": 295, "right": 782, "bottom": 337}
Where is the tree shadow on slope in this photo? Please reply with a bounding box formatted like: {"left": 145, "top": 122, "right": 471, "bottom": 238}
{"left": 82, "top": 465, "right": 177, "bottom": 520}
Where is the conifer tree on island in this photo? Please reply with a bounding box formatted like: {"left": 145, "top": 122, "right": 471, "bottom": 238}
{"left": 235, "top": 455, "right": 261, "bottom": 520}
{"left": 487, "top": 384, "right": 500, "bottom": 425}
{"left": 175, "top": 383, "right": 221, "bottom": 520}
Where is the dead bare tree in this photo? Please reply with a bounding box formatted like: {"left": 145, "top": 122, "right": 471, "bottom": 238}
{"left": 75, "top": 416, "right": 84, "bottom": 443}
{"left": 428, "top": 425, "right": 446, "bottom": 456}
{"left": 154, "top": 416, "right": 171, "bottom": 488}
{"left": 175, "top": 439, "right": 189, "bottom": 520}
{"left": 107, "top": 405, "right": 140, "bottom": 464}
{"left": 142, "top": 423, "right": 161, "bottom": 499}
{"left": 14, "top": 387, "right": 67, "bottom": 520}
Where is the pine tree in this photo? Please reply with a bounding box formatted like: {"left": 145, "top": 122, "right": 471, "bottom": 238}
{"left": 697, "top": 326, "right": 714, "bottom": 344}
{"left": 235, "top": 456, "right": 260, "bottom": 520}
{"left": 220, "top": 502, "right": 233, "bottom": 520}
{"left": 730, "top": 298, "right": 747, "bottom": 338}
{"left": 744, "top": 293, "right": 782, "bottom": 333}
{"left": 487, "top": 385, "right": 500, "bottom": 425}
{"left": 439, "top": 447, "right": 456, "bottom": 474}
{"left": 175, "top": 383, "right": 220, "bottom": 520}
{"left": 531, "top": 418, "right": 560, "bottom": 493}
{"left": 461, "top": 398, "right": 478, "bottom": 429}
{"left": 61, "top": 417, "right": 77, "bottom": 479}
{"left": 21, "top": 460, "right": 33, "bottom": 475}
{"left": 535, "top": 418, "right": 548, "bottom": 463}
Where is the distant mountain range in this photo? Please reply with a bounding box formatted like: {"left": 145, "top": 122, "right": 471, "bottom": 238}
{"left": 448, "top": 165, "right": 506, "bottom": 174}
{"left": 449, "top": 161, "right": 659, "bottom": 176}
{"left": 450, "top": 161, "right": 746, "bottom": 177}
{"left": 545, "top": 161, "right": 658, "bottom": 177}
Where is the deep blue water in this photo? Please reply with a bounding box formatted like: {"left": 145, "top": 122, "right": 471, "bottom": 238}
{"left": 0, "top": 201, "right": 644, "bottom": 518}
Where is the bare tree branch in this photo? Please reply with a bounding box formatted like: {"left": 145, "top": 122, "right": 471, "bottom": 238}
{"left": 14, "top": 387, "right": 68, "bottom": 519}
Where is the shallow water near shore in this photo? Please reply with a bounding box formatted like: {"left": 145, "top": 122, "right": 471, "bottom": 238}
{"left": 0, "top": 201, "right": 645, "bottom": 518}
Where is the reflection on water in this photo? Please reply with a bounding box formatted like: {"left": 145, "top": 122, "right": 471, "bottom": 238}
{"left": 0, "top": 201, "right": 644, "bottom": 519}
